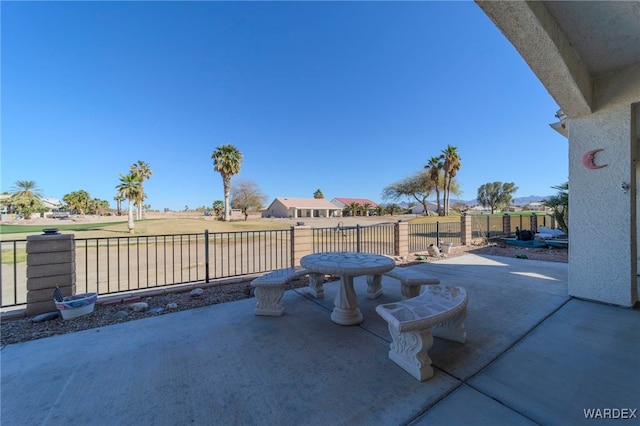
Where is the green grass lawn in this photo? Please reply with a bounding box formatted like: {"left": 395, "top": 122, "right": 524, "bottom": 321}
{"left": 0, "top": 221, "right": 129, "bottom": 234}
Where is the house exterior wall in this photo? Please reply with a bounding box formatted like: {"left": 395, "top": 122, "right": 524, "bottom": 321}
{"left": 262, "top": 200, "right": 290, "bottom": 218}
{"left": 568, "top": 64, "right": 639, "bottom": 306}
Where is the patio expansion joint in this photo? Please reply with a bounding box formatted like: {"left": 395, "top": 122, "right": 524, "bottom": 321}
{"left": 403, "top": 296, "right": 574, "bottom": 425}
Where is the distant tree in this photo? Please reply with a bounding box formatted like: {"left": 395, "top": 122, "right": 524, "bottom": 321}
{"left": 441, "top": 145, "right": 461, "bottom": 215}
{"left": 89, "top": 199, "right": 110, "bottom": 215}
{"left": 373, "top": 205, "right": 387, "bottom": 216}
{"left": 477, "top": 182, "right": 518, "bottom": 214}
{"left": 114, "top": 194, "right": 125, "bottom": 215}
{"left": 212, "top": 144, "right": 243, "bottom": 222}
{"left": 362, "top": 202, "right": 372, "bottom": 216}
{"left": 115, "top": 173, "right": 142, "bottom": 233}
{"left": 425, "top": 156, "right": 444, "bottom": 215}
{"left": 382, "top": 172, "right": 431, "bottom": 216}
{"left": 313, "top": 189, "right": 325, "bottom": 199}
{"left": 230, "top": 179, "right": 268, "bottom": 220}
{"left": 5, "top": 180, "right": 45, "bottom": 216}
{"left": 212, "top": 200, "right": 225, "bottom": 217}
{"left": 63, "top": 190, "right": 91, "bottom": 214}
{"left": 130, "top": 161, "right": 152, "bottom": 220}
{"left": 384, "top": 203, "right": 402, "bottom": 216}
{"left": 343, "top": 202, "right": 361, "bottom": 217}
{"left": 543, "top": 182, "right": 569, "bottom": 233}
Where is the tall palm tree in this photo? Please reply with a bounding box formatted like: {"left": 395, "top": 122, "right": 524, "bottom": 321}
{"left": 211, "top": 144, "right": 243, "bottom": 221}
{"left": 113, "top": 194, "right": 125, "bottom": 216}
{"left": 8, "top": 180, "right": 44, "bottom": 216}
{"left": 115, "top": 173, "right": 142, "bottom": 233}
{"left": 130, "top": 161, "right": 152, "bottom": 220}
{"left": 426, "top": 156, "right": 443, "bottom": 216}
{"left": 441, "top": 145, "right": 461, "bottom": 216}
{"left": 11, "top": 180, "right": 44, "bottom": 199}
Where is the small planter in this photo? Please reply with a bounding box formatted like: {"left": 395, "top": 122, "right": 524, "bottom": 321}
{"left": 440, "top": 242, "right": 453, "bottom": 254}
{"left": 54, "top": 292, "right": 98, "bottom": 320}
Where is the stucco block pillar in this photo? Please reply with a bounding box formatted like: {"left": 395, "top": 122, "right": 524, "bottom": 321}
{"left": 291, "top": 226, "right": 312, "bottom": 267}
{"left": 529, "top": 213, "right": 538, "bottom": 233}
{"left": 394, "top": 221, "right": 409, "bottom": 258}
{"left": 26, "top": 231, "right": 76, "bottom": 315}
{"left": 502, "top": 214, "right": 512, "bottom": 237}
{"left": 461, "top": 214, "right": 472, "bottom": 246}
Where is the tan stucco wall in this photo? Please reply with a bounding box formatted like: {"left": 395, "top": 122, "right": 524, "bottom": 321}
{"left": 568, "top": 64, "right": 640, "bottom": 306}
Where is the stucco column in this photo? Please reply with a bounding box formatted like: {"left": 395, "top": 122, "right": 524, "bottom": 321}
{"left": 394, "top": 221, "right": 409, "bottom": 258}
{"left": 502, "top": 214, "right": 512, "bottom": 237}
{"left": 291, "top": 225, "right": 312, "bottom": 267}
{"left": 460, "top": 214, "right": 472, "bottom": 246}
{"left": 26, "top": 230, "right": 76, "bottom": 316}
{"left": 529, "top": 213, "right": 538, "bottom": 233}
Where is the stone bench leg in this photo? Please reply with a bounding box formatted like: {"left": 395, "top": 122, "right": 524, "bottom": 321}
{"left": 308, "top": 273, "right": 325, "bottom": 298}
{"left": 400, "top": 284, "right": 421, "bottom": 300}
{"left": 254, "top": 286, "right": 285, "bottom": 316}
{"left": 432, "top": 308, "right": 467, "bottom": 343}
{"left": 366, "top": 274, "right": 383, "bottom": 299}
{"left": 387, "top": 325, "right": 435, "bottom": 381}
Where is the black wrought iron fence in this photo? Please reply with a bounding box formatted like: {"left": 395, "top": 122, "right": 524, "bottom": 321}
{"left": 0, "top": 214, "right": 556, "bottom": 309}
{"left": 1, "top": 239, "right": 27, "bottom": 307}
{"left": 409, "top": 222, "right": 462, "bottom": 253}
{"left": 1, "top": 229, "right": 291, "bottom": 309}
{"left": 312, "top": 223, "right": 395, "bottom": 255}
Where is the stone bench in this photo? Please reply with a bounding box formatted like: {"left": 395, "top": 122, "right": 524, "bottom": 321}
{"left": 366, "top": 267, "right": 440, "bottom": 300}
{"left": 251, "top": 266, "right": 321, "bottom": 316}
{"left": 375, "top": 285, "right": 468, "bottom": 381}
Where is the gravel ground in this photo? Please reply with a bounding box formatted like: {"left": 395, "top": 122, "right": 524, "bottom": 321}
{"left": 0, "top": 242, "right": 567, "bottom": 346}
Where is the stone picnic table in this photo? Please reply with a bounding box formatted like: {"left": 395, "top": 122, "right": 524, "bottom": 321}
{"left": 300, "top": 251, "right": 395, "bottom": 325}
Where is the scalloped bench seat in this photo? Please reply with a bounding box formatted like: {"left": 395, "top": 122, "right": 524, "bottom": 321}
{"left": 366, "top": 267, "right": 440, "bottom": 300}
{"left": 375, "top": 285, "right": 468, "bottom": 381}
{"left": 251, "top": 266, "right": 320, "bottom": 316}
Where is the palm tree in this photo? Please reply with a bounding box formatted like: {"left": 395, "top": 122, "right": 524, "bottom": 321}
{"left": 441, "top": 145, "right": 461, "bottom": 216}
{"left": 8, "top": 180, "right": 45, "bottom": 216}
{"left": 543, "top": 182, "right": 569, "bottom": 233}
{"left": 113, "top": 194, "right": 125, "bottom": 216}
{"left": 130, "top": 161, "right": 152, "bottom": 220}
{"left": 115, "top": 173, "right": 142, "bottom": 233}
{"left": 426, "top": 156, "right": 443, "bottom": 216}
{"left": 11, "top": 180, "right": 43, "bottom": 199}
{"left": 211, "top": 144, "right": 243, "bottom": 222}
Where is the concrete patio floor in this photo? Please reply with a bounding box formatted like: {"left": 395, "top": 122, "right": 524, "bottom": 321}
{"left": 1, "top": 254, "right": 638, "bottom": 425}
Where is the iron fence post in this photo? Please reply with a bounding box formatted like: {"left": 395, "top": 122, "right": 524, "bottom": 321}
{"left": 356, "top": 224, "right": 361, "bottom": 252}
{"left": 487, "top": 215, "right": 490, "bottom": 238}
{"left": 436, "top": 221, "right": 440, "bottom": 246}
{"left": 205, "top": 230, "right": 210, "bottom": 283}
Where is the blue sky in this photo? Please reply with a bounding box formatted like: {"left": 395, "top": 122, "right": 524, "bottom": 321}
{"left": 1, "top": 1, "right": 567, "bottom": 211}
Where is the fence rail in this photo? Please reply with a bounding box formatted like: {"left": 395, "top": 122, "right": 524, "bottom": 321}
{"left": 312, "top": 224, "right": 395, "bottom": 255}
{"left": 1, "top": 214, "right": 554, "bottom": 309}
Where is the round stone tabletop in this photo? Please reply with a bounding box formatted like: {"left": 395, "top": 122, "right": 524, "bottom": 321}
{"left": 301, "top": 251, "right": 395, "bottom": 276}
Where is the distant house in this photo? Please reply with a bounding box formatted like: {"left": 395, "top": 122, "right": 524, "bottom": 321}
{"left": 41, "top": 197, "right": 63, "bottom": 210}
{"left": 262, "top": 197, "right": 342, "bottom": 219}
{"left": 528, "top": 202, "right": 548, "bottom": 212}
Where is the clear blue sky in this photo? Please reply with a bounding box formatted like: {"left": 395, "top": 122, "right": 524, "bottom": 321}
{"left": 1, "top": 1, "right": 567, "bottom": 211}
